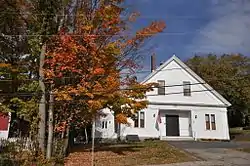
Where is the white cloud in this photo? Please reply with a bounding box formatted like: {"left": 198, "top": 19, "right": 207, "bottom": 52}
{"left": 187, "top": 0, "right": 250, "bottom": 55}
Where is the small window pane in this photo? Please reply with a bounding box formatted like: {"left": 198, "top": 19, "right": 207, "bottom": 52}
{"left": 183, "top": 81, "right": 191, "bottom": 96}
{"left": 102, "top": 121, "right": 105, "bottom": 129}
{"left": 140, "top": 112, "right": 144, "bottom": 119}
{"left": 205, "top": 114, "right": 210, "bottom": 130}
{"left": 211, "top": 114, "right": 216, "bottom": 130}
{"left": 135, "top": 112, "right": 138, "bottom": 117}
{"left": 140, "top": 112, "right": 145, "bottom": 128}
{"left": 134, "top": 112, "right": 139, "bottom": 127}
{"left": 158, "top": 80, "right": 165, "bottom": 95}
{"left": 140, "top": 119, "right": 144, "bottom": 128}
{"left": 211, "top": 122, "right": 216, "bottom": 130}
{"left": 211, "top": 114, "right": 215, "bottom": 123}
{"left": 205, "top": 114, "right": 210, "bottom": 121}
{"left": 105, "top": 121, "right": 108, "bottom": 128}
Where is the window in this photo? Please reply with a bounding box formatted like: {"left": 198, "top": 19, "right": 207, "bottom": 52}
{"left": 183, "top": 81, "right": 191, "bottom": 96}
{"left": 140, "top": 112, "right": 145, "bottom": 128}
{"left": 211, "top": 114, "right": 216, "bottom": 130}
{"left": 134, "top": 111, "right": 145, "bottom": 128}
{"left": 115, "top": 122, "right": 119, "bottom": 133}
{"left": 102, "top": 121, "right": 108, "bottom": 129}
{"left": 158, "top": 80, "right": 165, "bottom": 95}
{"left": 205, "top": 114, "right": 216, "bottom": 130}
{"left": 205, "top": 114, "right": 210, "bottom": 130}
{"left": 134, "top": 113, "right": 139, "bottom": 127}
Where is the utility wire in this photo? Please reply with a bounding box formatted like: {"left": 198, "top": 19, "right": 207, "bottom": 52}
{"left": 0, "top": 82, "right": 249, "bottom": 98}
{"left": 0, "top": 66, "right": 250, "bottom": 81}
{"left": 0, "top": 12, "right": 212, "bottom": 19}
{"left": 2, "top": 30, "right": 247, "bottom": 37}
{"left": 0, "top": 67, "right": 190, "bottom": 80}
{"left": 0, "top": 85, "right": 246, "bottom": 103}
{"left": 0, "top": 74, "right": 249, "bottom": 83}
{"left": 0, "top": 32, "right": 199, "bottom": 37}
{"left": 2, "top": 32, "right": 245, "bottom": 38}
{"left": 0, "top": 67, "right": 185, "bottom": 81}
{"left": 0, "top": 82, "right": 206, "bottom": 96}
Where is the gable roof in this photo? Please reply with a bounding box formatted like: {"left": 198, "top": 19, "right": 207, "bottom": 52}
{"left": 142, "top": 55, "right": 231, "bottom": 107}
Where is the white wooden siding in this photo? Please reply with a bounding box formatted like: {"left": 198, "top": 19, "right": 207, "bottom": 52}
{"left": 95, "top": 56, "right": 230, "bottom": 140}
{"left": 145, "top": 60, "right": 226, "bottom": 106}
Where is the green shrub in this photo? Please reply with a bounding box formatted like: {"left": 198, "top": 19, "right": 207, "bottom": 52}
{"left": 0, "top": 138, "right": 64, "bottom": 166}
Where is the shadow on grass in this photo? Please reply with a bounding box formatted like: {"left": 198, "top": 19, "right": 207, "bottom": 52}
{"left": 70, "top": 142, "right": 145, "bottom": 155}
{"left": 230, "top": 132, "right": 242, "bottom": 140}
{"left": 230, "top": 131, "right": 250, "bottom": 141}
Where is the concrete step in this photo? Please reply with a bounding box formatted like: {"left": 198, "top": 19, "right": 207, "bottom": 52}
{"left": 161, "top": 136, "right": 194, "bottom": 141}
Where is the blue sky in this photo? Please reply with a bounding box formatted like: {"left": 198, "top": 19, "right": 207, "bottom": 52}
{"left": 125, "top": 0, "right": 250, "bottom": 80}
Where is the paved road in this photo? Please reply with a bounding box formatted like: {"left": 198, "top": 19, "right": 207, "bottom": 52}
{"left": 165, "top": 141, "right": 250, "bottom": 166}
{"left": 168, "top": 141, "right": 250, "bottom": 149}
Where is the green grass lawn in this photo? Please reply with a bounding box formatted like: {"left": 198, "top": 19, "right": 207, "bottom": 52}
{"left": 240, "top": 148, "right": 250, "bottom": 153}
{"left": 65, "top": 141, "right": 196, "bottom": 166}
{"left": 230, "top": 128, "right": 250, "bottom": 141}
{"left": 230, "top": 128, "right": 250, "bottom": 134}
{"left": 236, "top": 148, "right": 250, "bottom": 153}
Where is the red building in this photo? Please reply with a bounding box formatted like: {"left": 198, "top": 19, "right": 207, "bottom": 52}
{"left": 0, "top": 112, "right": 10, "bottom": 139}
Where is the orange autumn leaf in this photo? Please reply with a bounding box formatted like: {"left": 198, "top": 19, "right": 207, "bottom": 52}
{"left": 93, "top": 68, "right": 105, "bottom": 75}
{"left": 116, "top": 113, "right": 128, "bottom": 124}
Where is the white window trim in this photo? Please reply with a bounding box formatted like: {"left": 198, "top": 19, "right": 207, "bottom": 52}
{"left": 101, "top": 121, "right": 108, "bottom": 129}
{"left": 183, "top": 81, "right": 191, "bottom": 96}
{"left": 157, "top": 80, "right": 165, "bottom": 95}
{"left": 134, "top": 111, "right": 145, "bottom": 128}
{"left": 205, "top": 114, "right": 216, "bottom": 131}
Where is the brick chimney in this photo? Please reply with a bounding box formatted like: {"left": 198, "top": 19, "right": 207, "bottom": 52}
{"left": 151, "top": 53, "right": 156, "bottom": 72}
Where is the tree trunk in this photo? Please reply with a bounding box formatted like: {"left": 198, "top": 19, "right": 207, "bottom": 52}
{"left": 61, "top": 130, "right": 65, "bottom": 139}
{"left": 84, "top": 128, "right": 88, "bottom": 144}
{"left": 46, "top": 92, "right": 54, "bottom": 159}
{"left": 117, "top": 123, "right": 121, "bottom": 142}
{"left": 38, "top": 44, "right": 46, "bottom": 153}
{"left": 63, "top": 125, "right": 70, "bottom": 156}
{"left": 91, "top": 118, "right": 95, "bottom": 166}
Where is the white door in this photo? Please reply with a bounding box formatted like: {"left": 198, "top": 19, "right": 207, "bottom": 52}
{"left": 179, "top": 112, "right": 191, "bottom": 136}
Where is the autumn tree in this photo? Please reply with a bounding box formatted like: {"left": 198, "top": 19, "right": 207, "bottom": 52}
{"left": 186, "top": 54, "right": 250, "bottom": 127}
{"left": 0, "top": 0, "right": 41, "bottom": 138}
{"left": 44, "top": 0, "right": 165, "bottom": 144}
{"left": 1, "top": 0, "right": 70, "bottom": 154}
{"left": 27, "top": 0, "right": 68, "bottom": 153}
{"left": 1, "top": 0, "right": 165, "bottom": 159}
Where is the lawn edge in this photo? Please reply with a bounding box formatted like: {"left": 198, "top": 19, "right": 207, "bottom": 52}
{"left": 166, "top": 141, "right": 205, "bottom": 162}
